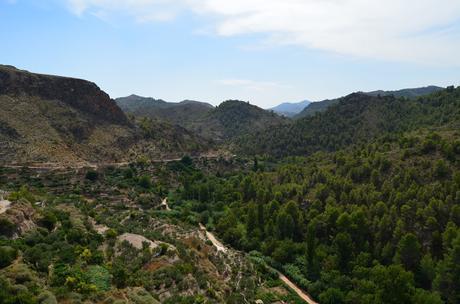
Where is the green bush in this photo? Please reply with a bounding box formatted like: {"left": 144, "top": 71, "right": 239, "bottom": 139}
{"left": 0, "top": 278, "right": 37, "bottom": 304}
{"left": 0, "top": 218, "right": 15, "bottom": 236}
{"left": 0, "top": 246, "right": 18, "bottom": 268}
{"left": 138, "top": 175, "right": 152, "bottom": 189}
{"left": 85, "top": 170, "right": 99, "bottom": 182}
{"left": 37, "top": 291, "right": 57, "bottom": 304}
{"left": 87, "top": 265, "right": 111, "bottom": 292}
{"left": 38, "top": 211, "right": 57, "bottom": 231}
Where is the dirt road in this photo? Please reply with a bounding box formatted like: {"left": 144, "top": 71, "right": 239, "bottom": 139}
{"left": 277, "top": 271, "right": 318, "bottom": 304}
{"left": 0, "top": 153, "right": 227, "bottom": 171}
{"left": 199, "top": 223, "right": 228, "bottom": 253}
{"left": 199, "top": 224, "right": 318, "bottom": 303}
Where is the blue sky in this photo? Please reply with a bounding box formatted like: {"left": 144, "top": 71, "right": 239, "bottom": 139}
{"left": 1, "top": 0, "right": 460, "bottom": 108}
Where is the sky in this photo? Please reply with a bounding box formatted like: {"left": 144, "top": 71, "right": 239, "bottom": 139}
{"left": 1, "top": 0, "right": 460, "bottom": 108}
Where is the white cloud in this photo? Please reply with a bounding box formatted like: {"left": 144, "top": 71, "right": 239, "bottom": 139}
{"left": 66, "top": 0, "right": 460, "bottom": 65}
{"left": 67, "top": 0, "right": 186, "bottom": 21}
{"left": 217, "top": 79, "right": 291, "bottom": 91}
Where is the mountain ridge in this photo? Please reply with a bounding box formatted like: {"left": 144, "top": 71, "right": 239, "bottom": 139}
{"left": 0, "top": 65, "right": 129, "bottom": 125}
{"left": 296, "top": 85, "right": 445, "bottom": 118}
{"left": 237, "top": 87, "right": 460, "bottom": 157}
{"left": 0, "top": 65, "right": 211, "bottom": 165}
{"left": 117, "top": 96, "right": 287, "bottom": 142}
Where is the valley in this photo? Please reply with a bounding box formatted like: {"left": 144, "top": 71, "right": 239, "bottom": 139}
{"left": 3, "top": 0, "right": 460, "bottom": 302}
{"left": 0, "top": 161, "right": 309, "bottom": 304}
{"left": 0, "top": 65, "right": 459, "bottom": 304}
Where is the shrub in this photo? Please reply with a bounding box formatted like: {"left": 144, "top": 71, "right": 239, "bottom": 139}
{"left": 0, "top": 277, "right": 37, "bottom": 304}
{"left": 0, "top": 218, "right": 15, "bottom": 236}
{"left": 138, "top": 175, "right": 152, "bottom": 189}
{"left": 37, "top": 291, "right": 57, "bottom": 304}
{"left": 87, "top": 265, "right": 111, "bottom": 292}
{"left": 0, "top": 246, "right": 18, "bottom": 268}
{"left": 85, "top": 170, "right": 99, "bottom": 182}
{"left": 38, "top": 211, "right": 57, "bottom": 231}
{"left": 105, "top": 229, "right": 117, "bottom": 239}
{"left": 180, "top": 155, "right": 193, "bottom": 167}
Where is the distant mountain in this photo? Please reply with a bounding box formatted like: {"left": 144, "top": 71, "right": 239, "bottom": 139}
{"left": 0, "top": 65, "right": 210, "bottom": 165}
{"left": 190, "top": 100, "right": 288, "bottom": 141}
{"left": 296, "top": 86, "right": 444, "bottom": 118}
{"left": 116, "top": 94, "right": 170, "bottom": 109}
{"left": 270, "top": 100, "right": 311, "bottom": 117}
{"left": 118, "top": 96, "right": 287, "bottom": 142}
{"left": 116, "top": 94, "right": 214, "bottom": 128}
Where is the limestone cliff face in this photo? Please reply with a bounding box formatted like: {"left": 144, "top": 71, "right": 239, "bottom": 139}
{"left": 0, "top": 65, "right": 129, "bottom": 125}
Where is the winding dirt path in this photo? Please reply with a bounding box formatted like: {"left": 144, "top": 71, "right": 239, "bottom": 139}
{"left": 199, "top": 223, "right": 227, "bottom": 253}
{"left": 0, "top": 153, "right": 227, "bottom": 171}
{"left": 277, "top": 271, "right": 318, "bottom": 304}
{"left": 199, "top": 224, "right": 317, "bottom": 303}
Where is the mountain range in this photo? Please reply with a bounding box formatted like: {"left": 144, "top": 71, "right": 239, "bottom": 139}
{"left": 116, "top": 95, "right": 287, "bottom": 142}
{"left": 0, "top": 65, "right": 452, "bottom": 165}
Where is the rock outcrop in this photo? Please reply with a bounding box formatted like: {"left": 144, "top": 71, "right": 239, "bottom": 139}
{"left": 0, "top": 65, "right": 210, "bottom": 165}
{"left": 0, "top": 65, "right": 128, "bottom": 125}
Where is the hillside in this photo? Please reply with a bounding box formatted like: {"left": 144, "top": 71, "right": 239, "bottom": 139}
{"left": 237, "top": 87, "right": 460, "bottom": 157}
{"left": 296, "top": 86, "right": 444, "bottom": 118}
{"left": 0, "top": 161, "right": 306, "bottom": 304}
{"left": 270, "top": 100, "right": 311, "bottom": 117}
{"left": 117, "top": 97, "right": 287, "bottom": 142}
{"left": 366, "top": 85, "right": 444, "bottom": 98}
{"left": 176, "top": 129, "right": 460, "bottom": 303}
{"left": 116, "top": 95, "right": 214, "bottom": 129}
{"left": 0, "top": 66, "right": 210, "bottom": 165}
{"left": 189, "top": 100, "right": 288, "bottom": 141}
{"left": 295, "top": 99, "right": 338, "bottom": 119}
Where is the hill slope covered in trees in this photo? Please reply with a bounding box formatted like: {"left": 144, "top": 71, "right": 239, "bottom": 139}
{"left": 116, "top": 95, "right": 214, "bottom": 129}
{"left": 238, "top": 87, "right": 460, "bottom": 157}
{"left": 190, "top": 100, "right": 287, "bottom": 141}
{"left": 296, "top": 86, "right": 444, "bottom": 118}
{"left": 175, "top": 128, "right": 460, "bottom": 303}
{"left": 116, "top": 97, "right": 287, "bottom": 142}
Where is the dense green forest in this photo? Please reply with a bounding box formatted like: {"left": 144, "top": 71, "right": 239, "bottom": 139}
{"left": 172, "top": 128, "right": 460, "bottom": 303}
{"left": 238, "top": 87, "right": 460, "bottom": 157}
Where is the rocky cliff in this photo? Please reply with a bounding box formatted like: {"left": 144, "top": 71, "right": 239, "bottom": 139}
{"left": 0, "top": 65, "right": 128, "bottom": 125}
